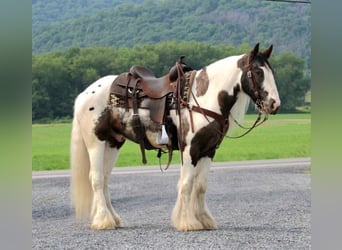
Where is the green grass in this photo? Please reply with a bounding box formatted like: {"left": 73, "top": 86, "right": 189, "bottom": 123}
{"left": 216, "top": 113, "right": 311, "bottom": 161}
{"left": 32, "top": 113, "right": 311, "bottom": 171}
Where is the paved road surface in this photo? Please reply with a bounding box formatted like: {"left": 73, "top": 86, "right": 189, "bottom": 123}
{"left": 32, "top": 158, "right": 311, "bottom": 249}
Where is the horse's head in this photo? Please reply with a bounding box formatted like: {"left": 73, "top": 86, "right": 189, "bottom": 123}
{"left": 238, "top": 43, "right": 281, "bottom": 114}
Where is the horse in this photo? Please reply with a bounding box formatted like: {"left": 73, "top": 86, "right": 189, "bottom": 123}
{"left": 70, "top": 43, "right": 281, "bottom": 231}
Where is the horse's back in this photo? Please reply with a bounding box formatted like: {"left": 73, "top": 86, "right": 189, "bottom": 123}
{"left": 74, "top": 75, "right": 117, "bottom": 120}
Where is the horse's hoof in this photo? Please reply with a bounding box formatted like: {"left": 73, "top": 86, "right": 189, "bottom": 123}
{"left": 174, "top": 219, "right": 204, "bottom": 231}
{"left": 113, "top": 216, "right": 123, "bottom": 228}
{"left": 91, "top": 212, "right": 116, "bottom": 230}
{"left": 201, "top": 220, "right": 217, "bottom": 230}
{"left": 177, "top": 224, "right": 204, "bottom": 231}
{"left": 198, "top": 213, "right": 217, "bottom": 230}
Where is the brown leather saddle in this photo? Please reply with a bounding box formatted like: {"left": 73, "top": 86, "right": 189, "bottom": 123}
{"left": 110, "top": 56, "right": 192, "bottom": 124}
{"left": 109, "top": 56, "right": 193, "bottom": 165}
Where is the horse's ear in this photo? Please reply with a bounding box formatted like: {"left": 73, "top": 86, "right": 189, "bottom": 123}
{"left": 249, "top": 43, "right": 260, "bottom": 61}
{"left": 253, "top": 43, "right": 260, "bottom": 53}
{"left": 263, "top": 44, "right": 273, "bottom": 59}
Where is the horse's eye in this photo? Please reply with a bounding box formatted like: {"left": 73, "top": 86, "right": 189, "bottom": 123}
{"left": 255, "top": 69, "right": 263, "bottom": 77}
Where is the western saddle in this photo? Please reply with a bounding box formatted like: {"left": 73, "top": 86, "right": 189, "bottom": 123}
{"left": 109, "top": 56, "right": 193, "bottom": 166}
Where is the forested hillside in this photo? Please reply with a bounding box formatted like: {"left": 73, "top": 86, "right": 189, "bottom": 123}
{"left": 32, "top": 0, "right": 311, "bottom": 68}
{"left": 32, "top": 0, "right": 142, "bottom": 29}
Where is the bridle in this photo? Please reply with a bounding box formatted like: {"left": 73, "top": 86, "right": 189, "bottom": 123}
{"left": 244, "top": 55, "right": 267, "bottom": 110}
{"left": 226, "top": 62, "right": 270, "bottom": 137}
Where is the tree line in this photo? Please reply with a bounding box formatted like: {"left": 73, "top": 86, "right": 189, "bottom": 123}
{"left": 32, "top": 41, "right": 310, "bottom": 122}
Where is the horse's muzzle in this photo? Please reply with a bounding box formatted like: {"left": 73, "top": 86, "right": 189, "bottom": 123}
{"left": 269, "top": 98, "right": 280, "bottom": 114}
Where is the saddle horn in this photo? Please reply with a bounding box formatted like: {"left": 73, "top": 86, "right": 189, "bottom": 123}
{"left": 169, "top": 56, "right": 193, "bottom": 82}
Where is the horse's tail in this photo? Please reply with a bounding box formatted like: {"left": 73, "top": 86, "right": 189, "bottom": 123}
{"left": 70, "top": 115, "right": 93, "bottom": 221}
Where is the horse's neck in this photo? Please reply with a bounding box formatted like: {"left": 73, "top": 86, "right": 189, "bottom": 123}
{"left": 191, "top": 55, "right": 249, "bottom": 123}
{"left": 229, "top": 91, "right": 250, "bottom": 126}
{"left": 204, "top": 55, "right": 243, "bottom": 92}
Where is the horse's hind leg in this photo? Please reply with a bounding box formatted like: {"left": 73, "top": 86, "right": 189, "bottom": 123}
{"left": 191, "top": 157, "right": 217, "bottom": 230}
{"left": 88, "top": 141, "right": 117, "bottom": 230}
{"left": 171, "top": 148, "right": 203, "bottom": 231}
{"left": 103, "top": 145, "right": 122, "bottom": 227}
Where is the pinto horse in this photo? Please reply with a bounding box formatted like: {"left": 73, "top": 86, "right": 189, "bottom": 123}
{"left": 70, "top": 43, "right": 281, "bottom": 231}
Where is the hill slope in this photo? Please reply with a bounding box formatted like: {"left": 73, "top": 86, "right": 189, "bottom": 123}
{"left": 32, "top": 0, "right": 310, "bottom": 63}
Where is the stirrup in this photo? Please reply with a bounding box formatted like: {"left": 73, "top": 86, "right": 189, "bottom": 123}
{"left": 157, "top": 125, "right": 169, "bottom": 144}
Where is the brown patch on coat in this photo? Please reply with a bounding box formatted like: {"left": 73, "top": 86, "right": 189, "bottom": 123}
{"left": 94, "top": 108, "right": 125, "bottom": 148}
{"left": 237, "top": 54, "right": 248, "bottom": 70}
{"left": 190, "top": 86, "right": 240, "bottom": 166}
{"left": 189, "top": 120, "right": 221, "bottom": 166}
{"left": 195, "top": 67, "right": 209, "bottom": 97}
{"left": 164, "top": 117, "right": 179, "bottom": 151}
{"left": 217, "top": 84, "right": 240, "bottom": 118}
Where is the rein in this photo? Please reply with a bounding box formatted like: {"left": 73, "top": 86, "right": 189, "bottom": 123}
{"left": 227, "top": 112, "right": 268, "bottom": 139}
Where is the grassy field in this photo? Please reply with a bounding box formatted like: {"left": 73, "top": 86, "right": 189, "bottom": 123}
{"left": 32, "top": 113, "right": 311, "bottom": 171}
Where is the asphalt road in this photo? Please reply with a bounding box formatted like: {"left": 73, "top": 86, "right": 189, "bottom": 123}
{"left": 32, "top": 158, "right": 311, "bottom": 249}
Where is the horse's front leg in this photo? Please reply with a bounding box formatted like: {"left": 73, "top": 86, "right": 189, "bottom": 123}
{"left": 88, "top": 142, "right": 116, "bottom": 230}
{"left": 191, "top": 157, "right": 217, "bottom": 230}
{"left": 172, "top": 147, "right": 204, "bottom": 231}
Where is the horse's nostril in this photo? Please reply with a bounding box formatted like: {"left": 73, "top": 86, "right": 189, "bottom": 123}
{"left": 271, "top": 106, "right": 279, "bottom": 114}
{"left": 270, "top": 98, "right": 280, "bottom": 114}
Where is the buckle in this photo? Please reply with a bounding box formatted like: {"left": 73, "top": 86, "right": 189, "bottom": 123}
{"left": 247, "top": 70, "right": 252, "bottom": 78}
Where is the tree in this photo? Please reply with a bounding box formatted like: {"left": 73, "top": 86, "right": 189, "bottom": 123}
{"left": 270, "top": 52, "right": 310, "bottom": 112}
{"left": 32, "top": 53, "right": 72, "bottom": 120}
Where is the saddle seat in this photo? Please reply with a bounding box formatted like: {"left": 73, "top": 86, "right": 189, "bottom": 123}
{"left": 129, "top": 65, "right": 176, "bottom": 99}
